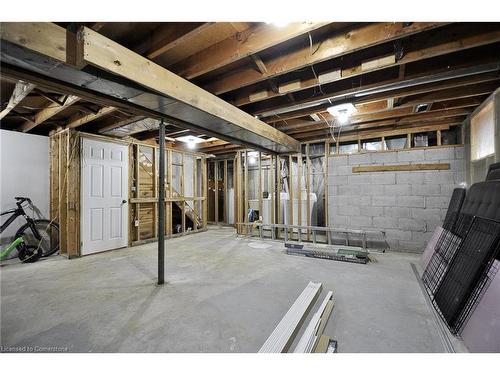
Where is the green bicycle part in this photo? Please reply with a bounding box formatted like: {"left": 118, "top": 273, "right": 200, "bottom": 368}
{"left": 0, "top": 237, "right": 25, "bottom": 261}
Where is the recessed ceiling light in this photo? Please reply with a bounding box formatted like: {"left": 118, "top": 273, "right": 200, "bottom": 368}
{"left": 266, "top": 21, "right": 289, "bottom": 28}
{"left": 176, "top": 135, "right": 205, "bottom": 149}
{"left": 326, "top": 103, "right": 357, "bottom": 125}
{"left": 247, "top": 151, "right": 259, "bottom": 165}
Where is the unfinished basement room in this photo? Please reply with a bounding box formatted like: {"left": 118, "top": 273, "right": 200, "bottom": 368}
{"left": 1, "top": 4, "right": 500, "bottom": 367}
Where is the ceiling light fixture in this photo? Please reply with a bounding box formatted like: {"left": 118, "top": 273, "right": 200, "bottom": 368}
{"left": 176, "top": 135, "right": 205, "bottom": 149}
{"left": 326, "top": 103, "right": 357, "bottom": 125}
{"left": 247, "top": 151, "right": 258, "bottom": 165}
{"left": 187, "top": 138, "right": 196, "bottom": 149}
{"left": 267, "top": 21, "right": 289, "bottom": 28}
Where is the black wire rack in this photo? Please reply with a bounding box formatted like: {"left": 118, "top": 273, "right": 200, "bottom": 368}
{"left": 421, "top": 215, "right": 472, "bottom": 295}
{"left": 422, "top": 215, "right": 500, "bottom": 334}
{"left": 454, "top": 256, "right": 500, "bottom": 333}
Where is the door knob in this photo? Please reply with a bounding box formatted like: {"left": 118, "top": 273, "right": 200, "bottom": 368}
{"left": 122, "top": 199, "right": 127, "bottom": 204}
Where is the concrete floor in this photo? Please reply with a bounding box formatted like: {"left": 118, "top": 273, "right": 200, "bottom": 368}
{"left": 1, "top": 227, "right": 456, "bottom": 352}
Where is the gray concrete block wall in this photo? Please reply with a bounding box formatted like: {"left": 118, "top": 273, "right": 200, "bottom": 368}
{"left": 327, "top": 146, "right": 465, "bottom": 253}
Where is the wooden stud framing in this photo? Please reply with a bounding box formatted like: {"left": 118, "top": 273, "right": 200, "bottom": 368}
{"left": 202, "top": 156, "right": 208, "bottom": 229}
{"left": 258, "top": 152, "right": 263, "bottom": 221}
{"left": 181, "top": 152, "right": 186, "bottom": 233}
{"left": 224, "top": 159, "right": 228, "bottom": 223}
{"left": 49, "top": 129, "right": 80, "bottom": 258}
{"left": 271, "top": 155, "right": 276, "bottom": 237}
{"left": 244, "top": 150, "right": 249, "bottom": 233}
{"left": 324, "top": 140, "right": 329, "bottom": 227}
{"left": 277, "top": 156, "right": 282, "bottom": 236}
{"left": 297, "top": 154, "right": 302, "bottom": 241}
{"left": 152, "top": 147, "right": 158, "bottom": 238}
{"left": 49, "top": 132, "right": 208, "bottom": 258}
{"left": 306, "top": 144, "right": 311, "bottom": 241}
{"left": 288, "top": 155, "right": 293, "bottom": 239}
{"left": 214, "top": 160, "right": 219, "bottom": 224}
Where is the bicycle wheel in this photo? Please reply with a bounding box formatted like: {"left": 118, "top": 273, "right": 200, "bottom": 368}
{"left": 18, "top": 245, "right": 43, "bottom": 263}
{"left": 15, "top": 220, "right": 60, "bottom": 257}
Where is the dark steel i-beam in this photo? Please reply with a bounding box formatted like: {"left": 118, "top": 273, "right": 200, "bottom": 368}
{"left": 158, "top": 119, "right": 166, "bottom": 285}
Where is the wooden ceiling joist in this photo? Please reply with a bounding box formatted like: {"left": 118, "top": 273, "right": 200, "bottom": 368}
{"left": 232, "top": 24, "right": 500, "bottom": 107}
{"left": 171, "top": 22, "right": 330, "bottom": 79}
{"left": 293, "top": 116, "right": 469, "bottom": 139}
{"left": 271, "top": 96, "right": 482, "bottom": 129}
{"left": 97, "top": 115, "right": 145, "bottom": 134}
{"left": 18, "top": 94, "right": 80, "bottom": 132}
{"left": 204, "top": 22, "right": 446, "bottom": 95}
{"left": 139, "top": 23, "right": 215, "bottom": 60}
{"left": 297, "top": 121, "right": 459, "bottom": 142}
{"left": 278, "top": 107, "right": 473, "bottom": 136}
{"left": 199, "top": 143, "right": 242, "bottom": 154}
{"left": 66, "top": 106, "right": 116, "bottom": 129}
{"left": 0, "top": 80, "right": 36, "bottom": 120}
{"left": 257, "top": 69, "right": 500, "bottom": 121}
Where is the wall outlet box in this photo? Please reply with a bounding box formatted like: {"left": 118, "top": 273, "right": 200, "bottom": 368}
{"left": 134, "top": 220, "right": 139, "bottom": 227}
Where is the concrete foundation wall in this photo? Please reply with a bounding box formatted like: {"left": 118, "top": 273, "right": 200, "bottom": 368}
{"left": 328, "top": 146, "right": 465, "bottom": 252}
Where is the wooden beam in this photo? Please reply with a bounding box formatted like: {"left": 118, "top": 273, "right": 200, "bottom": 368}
{"left": 76, "top": 26, "right": 299, "bottom": 152}
{"left": 204, "top": 22, "right": 446, "bottom": 95}
{"left": 352, "top": 163, "right": 450, "bottom": 173}
{"left": 18, "top": 94, "right": 80, "bottom": 132}
{"left": 0, "top": 22, "right": 67, "bottom": 62}
{"left": 66, "top": 106, "right": 116, "bottom": 129}
{"left": 171, "top": 22, "right": 329, "bottom": 79}
{"left": 0, "top": 81, "right": 36, "bottom": 120}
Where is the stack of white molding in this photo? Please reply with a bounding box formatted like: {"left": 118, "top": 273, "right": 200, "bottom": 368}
{"left": 293, "top": 291, "right": 335, "bottom": 353}
{"left": 258, "top": 281, "right": 322, "bottom": 353}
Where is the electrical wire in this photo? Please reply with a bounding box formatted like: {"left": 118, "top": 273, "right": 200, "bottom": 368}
{"left": 308, "top": 32, "right": 326, "bottom": 97}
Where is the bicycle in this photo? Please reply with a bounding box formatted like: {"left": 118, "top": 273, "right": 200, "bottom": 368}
{"left": 0, "top": 236, "right": 42, "bottom": 263}
{"left": 0, "top": 197, "right": 59, "bottom": 258}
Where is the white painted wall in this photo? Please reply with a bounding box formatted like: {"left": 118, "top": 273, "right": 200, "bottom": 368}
{"left": 0, "top": 130, "right": 49, "bottom": 245}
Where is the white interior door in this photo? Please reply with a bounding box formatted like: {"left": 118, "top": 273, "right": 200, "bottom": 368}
{"left": 81, "top": 138, "right": 128, "bottom": 255}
